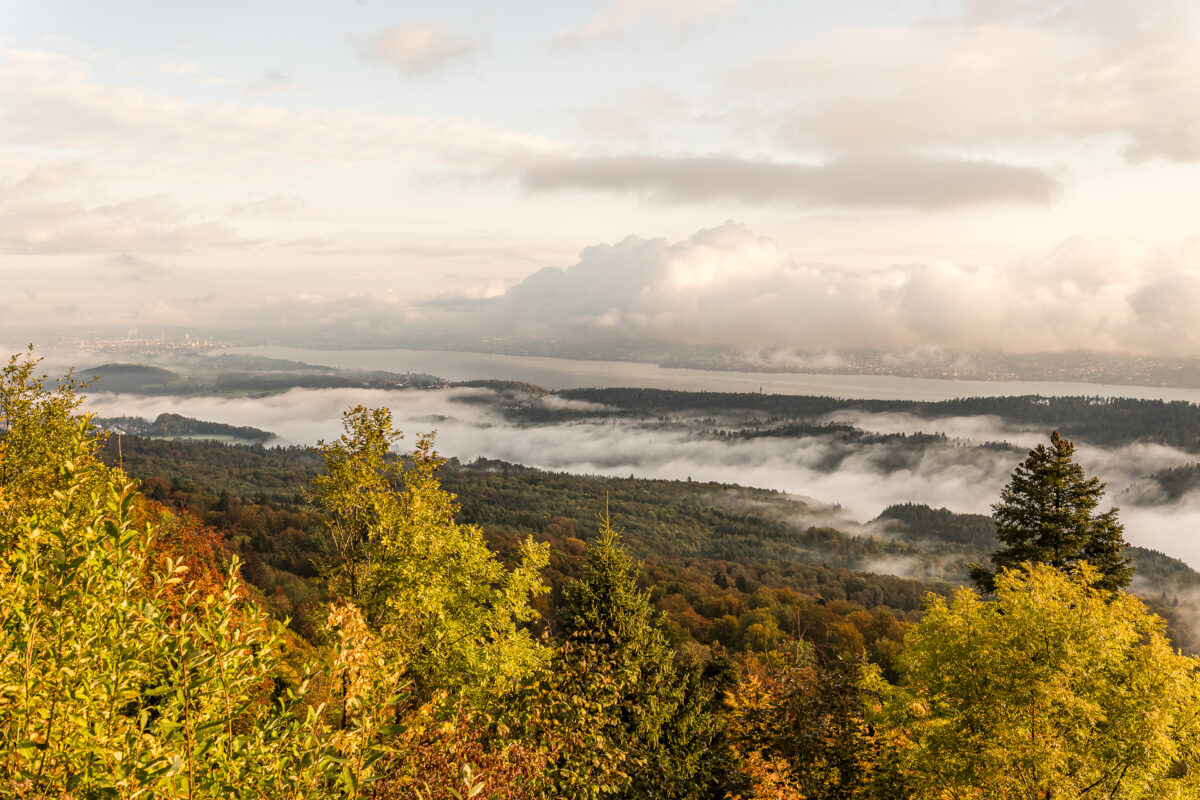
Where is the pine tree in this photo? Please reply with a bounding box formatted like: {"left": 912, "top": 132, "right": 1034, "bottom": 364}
{"left": 971, "top": 430, "right": 1133, "bottom": 593}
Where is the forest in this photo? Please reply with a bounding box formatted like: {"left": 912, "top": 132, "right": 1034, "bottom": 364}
{"left": 6, "top": 349, "right": 1200, "bottom": 798}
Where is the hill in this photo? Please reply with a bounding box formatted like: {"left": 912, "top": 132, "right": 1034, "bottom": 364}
{"left": 96, "top": 412, "right": 275, "bottom": 444}
{"left": 100, "top": 434, "right": 1200, "bottom": 654}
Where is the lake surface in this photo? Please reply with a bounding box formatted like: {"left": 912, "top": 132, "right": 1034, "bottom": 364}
{"left": 223, "top": 346, "right": 1200, "bottom": 403}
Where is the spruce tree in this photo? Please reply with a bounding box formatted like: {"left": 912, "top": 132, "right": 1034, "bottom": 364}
{"left": 552, "top": 512, "right": 727, "bottom": 799}
{"left": 559, "top": 514, "right": 660, "bottom": 651}
{"left": 971, "top": 430, "right": 1133, "bottom": 593}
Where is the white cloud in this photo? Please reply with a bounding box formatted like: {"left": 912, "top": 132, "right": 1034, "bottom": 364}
{"left": 463, "top": 222, "right": 1200, "bottom": 356}
{"left": 228, "top": 194, "right": 307, "bottom": 218}
{"left": 159, "top": 62, "right": 199, "bottom": 76}
{"left": 0, "top": 197, "right": 247, "bottom": 254}
{"left": 359, "top": 22, "right": 484, "bottom": 75}
{"left": 0, "top": 47, "right": 563, "bottom": 184}
{"left": 245, "top": 70, "right": 300, "bottom": 96}
{"left": 105, "top": 253, "right": 170, "bottom": 281}
{"left": 0, "top": 170, "right": 244, "bottom": 255}
{"left": 734, "top": 0, "right": 1200, "bottom": 163}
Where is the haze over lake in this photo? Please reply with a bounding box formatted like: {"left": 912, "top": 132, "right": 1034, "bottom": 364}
{"left": 224, "top": 346, "right": 1200, "bottom": 403}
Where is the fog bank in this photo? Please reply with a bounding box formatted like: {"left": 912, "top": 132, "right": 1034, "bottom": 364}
{"left": 83, "top": 386, "right": 1200, "bottom": 568}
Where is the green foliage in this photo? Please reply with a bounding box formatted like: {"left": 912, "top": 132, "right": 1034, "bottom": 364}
{"left": 864, "top": 564, "right": 1200, "bottom": 799}
{"left": 559, "top": 514, "right": 659, "bottom": 649}
{"left": 0, "top": 347, "right": 114, "bottom": 534}
{"left": 0, "top": 352, "right": 401, "bottom": 798}
{"left": 971, "top": 430, "right": 1133, "bottom": 592}
{"left": 0, "top": 422, "right": 383, "bottom": 797}
{"left": 540, "top": 516, "right": 730, "bottom": 799}
{"left": 91, "top": 436, "right": 955, "bottom": 659}
{"left": 17, "top": 350, "right": 1200, "bottom": 797}
{"left": 310, "top": 405, "right": 550, "bottom": 702}
{"left": 876, "top": 503, "right": 997, "bottom": 549}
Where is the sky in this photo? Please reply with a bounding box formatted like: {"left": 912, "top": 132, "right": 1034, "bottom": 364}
{"left": 4, "top": 0, "right": 1200, "bottom": 355}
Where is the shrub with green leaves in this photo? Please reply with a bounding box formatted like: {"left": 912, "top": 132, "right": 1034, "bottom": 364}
{"left": 0, "top": 353, "right": 390, "bottom": 798}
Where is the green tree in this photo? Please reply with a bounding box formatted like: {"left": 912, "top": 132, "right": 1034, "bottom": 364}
{"left": 0, "top": 373, "right": 382, "bottom": 798}
{"left": 864, "top": 564, "right": 1200, "bottom": 800}
{"left": 310, "top": 405, "right": 550, "bottom": 702}
{"left": 309, "top": 405, "right": 401, "bottom": 613}
{"left": 547, "top": 514, "right": 728, "bottom": 800}
{"left": 0, "top": 347, "right": 113, "bottom": 535}
{"left": 971, "top": 430, "right": 1133, "bottom": 592}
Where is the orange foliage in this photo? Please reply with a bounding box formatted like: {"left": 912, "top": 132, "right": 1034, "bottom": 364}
{"left": 371, "top": 704, "right": 551, "bottom": 800}
{"left": 134, "top": 497, "right": 232, "bottom": 611}
{"left": 727, "top": 751, "right": 807, "bottom": 800}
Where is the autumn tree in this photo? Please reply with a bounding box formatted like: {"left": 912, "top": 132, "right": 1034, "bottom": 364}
{"left": 971, "top": 430, "right": 1133, "bottom": 592}
{"left": 0, "top": 347, "right": 114, "bottom": 535}
{"left": 0, "top": 357, "right": 387, "bottom": 798}
{"left": 310, "top": 405, "right": 550, "bottom": 701}
{"left": 725, "top": 642, "right": 902, "bottom": 800}
{"left": 864, "top": 564, "right": 1200, "bottom": 799}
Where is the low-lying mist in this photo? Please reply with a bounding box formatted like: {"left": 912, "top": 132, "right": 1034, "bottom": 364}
{"left": 83, "top": 386, "right": 1200, "bottom": 569}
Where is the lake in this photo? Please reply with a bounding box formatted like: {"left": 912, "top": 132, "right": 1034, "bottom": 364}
{"left": 222, "top": 345, "right": 1200, "bottom": 403}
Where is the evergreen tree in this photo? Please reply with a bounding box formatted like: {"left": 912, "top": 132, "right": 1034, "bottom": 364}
{"left": 549, "top": 513, "right": 728, "bottom": 799}
{"left": 559, "top": 514, "right": 659, "bottom": 651}
{"left": 971, "top": 430, "right": 1133, "bottom": 593}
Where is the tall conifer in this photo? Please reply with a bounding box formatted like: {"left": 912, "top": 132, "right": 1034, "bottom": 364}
{"left": 971, "top": 430, "right": 1133, "bottom": 592}
{"left": 553, "top": 512, "right": 727, "bottom": 799}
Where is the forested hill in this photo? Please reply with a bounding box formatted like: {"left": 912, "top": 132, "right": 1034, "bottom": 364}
{"left": 95, "top": 412, "right": 275, "bottom": 443}
{"left": 550, "top": 388, "right": 1200, "bottom": 451}
{"left": 101, "top": 435, "right": 1200, "bottom": 654}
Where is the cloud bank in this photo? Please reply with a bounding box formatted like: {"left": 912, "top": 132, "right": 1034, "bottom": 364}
{"left": 80, "top": 386, "right": 1200, "bottom": 569}
{"left": 461, "top": 222, "right": 1200, "bottom": 357}
{"left": 738, "top": 0, "right": 1200, "bottom": 163}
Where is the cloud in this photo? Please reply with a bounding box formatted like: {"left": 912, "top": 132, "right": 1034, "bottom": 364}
{"left": 360, "top": 22, "right": 484, "bottom": 75}
{"left": 517, "top": 152, "right": 1060, "bottom": 208}
{"left": 228, "top": 194, "right": 307, "bottom": 217}
{"left": 0, "top": 194, "right": 247, "bottom": 255}
{"left": 458, "top": 222, "right": 1200, "bottom": 357}
{"left": 106, "top": 253, "right": 169, "bottom": 281}
{"left": 554, "top": 0, "right": 741, "bottom": 47}
{"left": 159, "top": 62, "right": 199, "bottom": 76}
{"left": 735, "top": 0, "right": 1200, "bottom": 163}
{"left": 0, "top": 47, "right": 563, "bottom": 183}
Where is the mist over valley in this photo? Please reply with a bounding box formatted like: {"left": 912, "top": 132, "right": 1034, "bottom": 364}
{"left": 80, "top": 358, "right": 1200, "bottom": 572}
